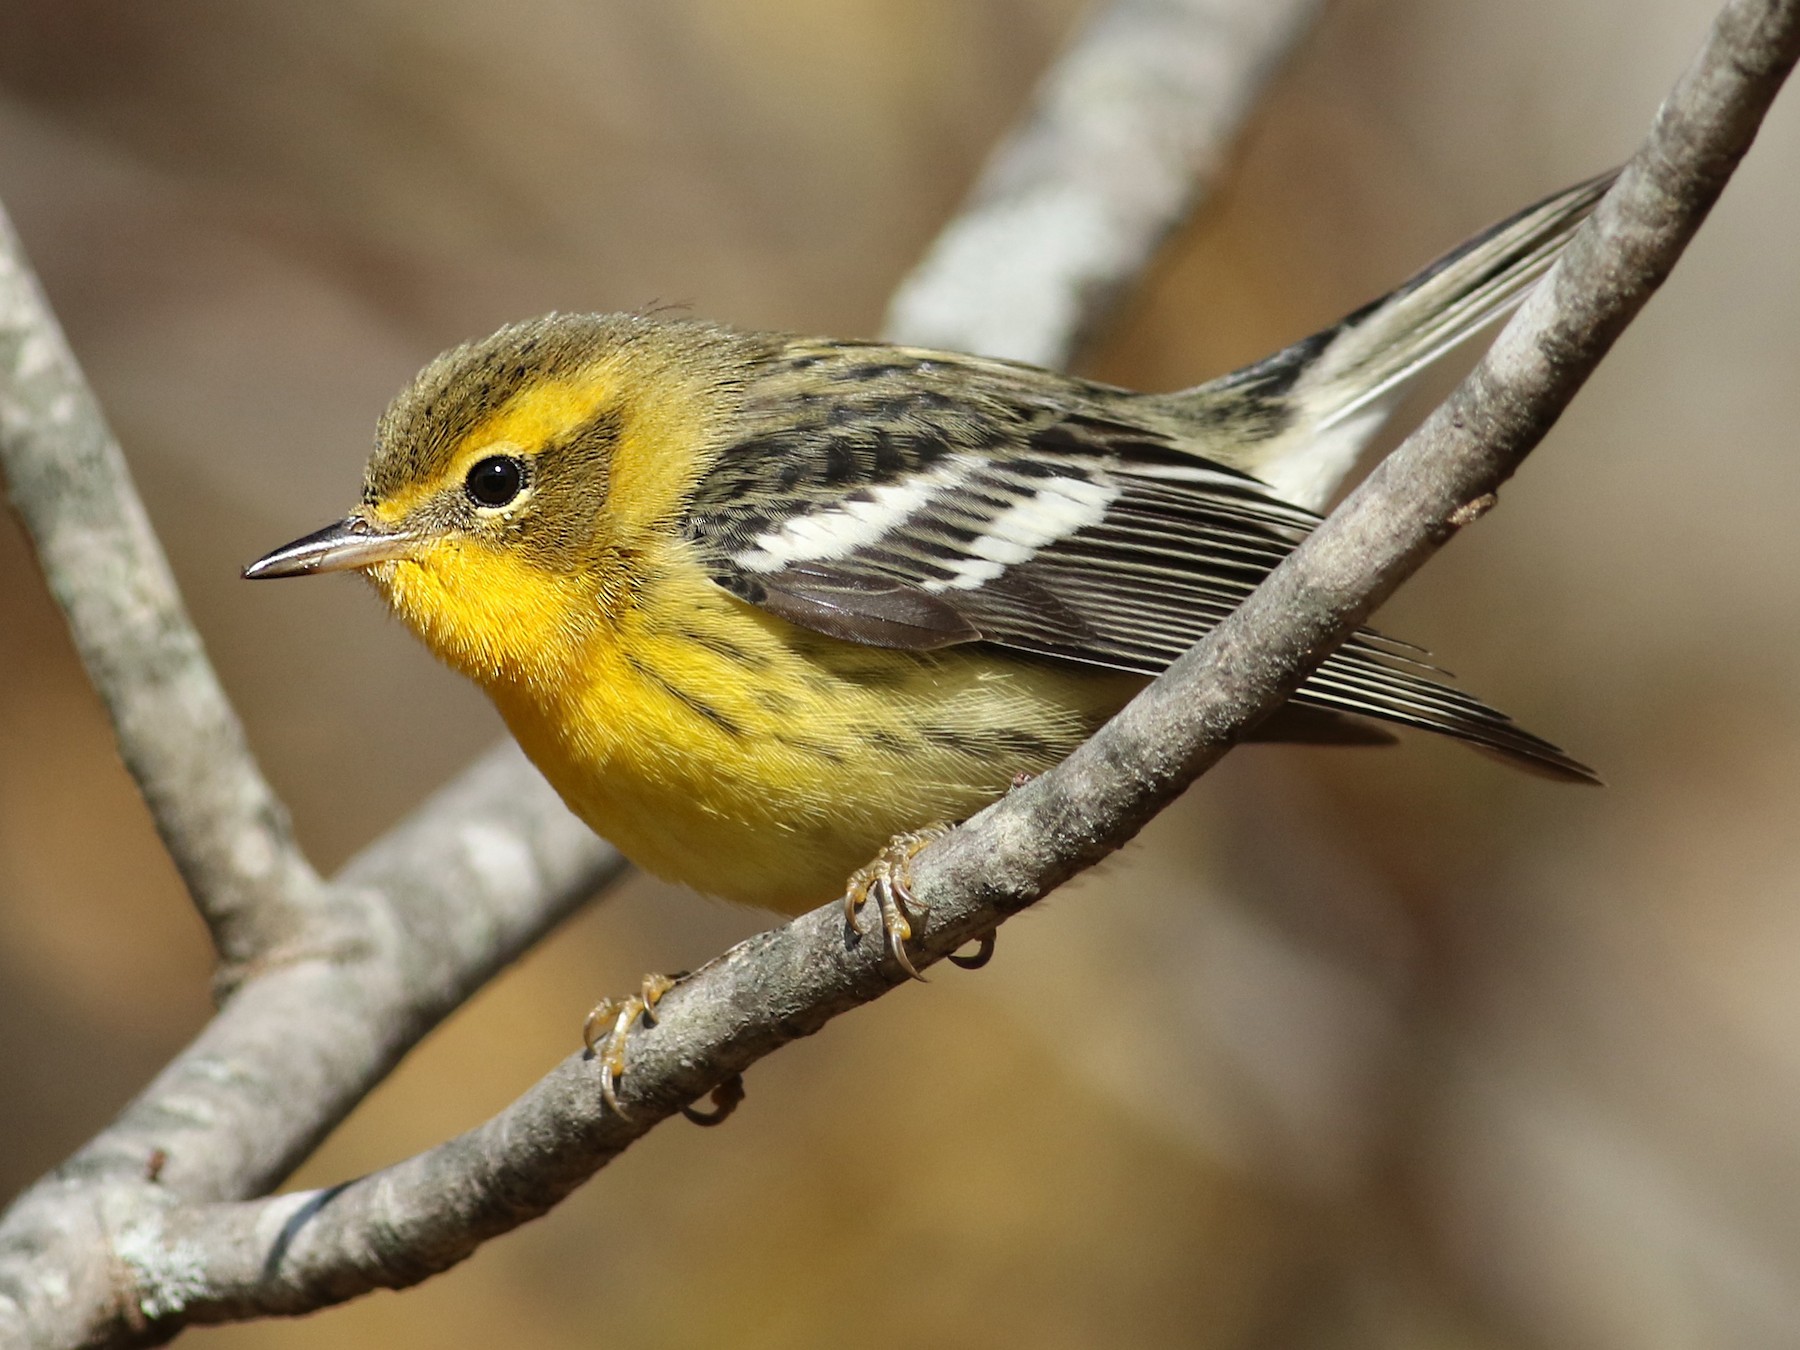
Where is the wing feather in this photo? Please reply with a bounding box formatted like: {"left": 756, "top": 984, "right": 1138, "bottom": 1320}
{"left": 685, "top": 336, "right": 1595, "bottom": 782}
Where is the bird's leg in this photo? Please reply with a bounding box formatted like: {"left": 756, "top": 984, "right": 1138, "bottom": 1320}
{"left": 583, "top": 971, "right": 679, "bottom": 1118}
{"left": 584, "top": 977, "right": 748, "bottom": 1125}
{"left": 843, "top": 824, "right": 956, "bottom": 980}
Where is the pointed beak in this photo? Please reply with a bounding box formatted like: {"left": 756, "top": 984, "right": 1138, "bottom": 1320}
{"left": 242, "top": 516, "right": 420, "bottom": 579}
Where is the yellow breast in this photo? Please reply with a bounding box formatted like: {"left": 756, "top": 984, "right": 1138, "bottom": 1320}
{"left": 373, "top": 537, "right": 1135, "bottom": 912}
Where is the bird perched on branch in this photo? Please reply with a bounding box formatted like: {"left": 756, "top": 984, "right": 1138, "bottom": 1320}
{"left": 248, "top": 175, "right": 1607, "bottom": 1098}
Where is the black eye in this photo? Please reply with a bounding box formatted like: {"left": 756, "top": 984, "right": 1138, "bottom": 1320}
{"left": 464, "top": 455, "right": 525, "bottom": 508}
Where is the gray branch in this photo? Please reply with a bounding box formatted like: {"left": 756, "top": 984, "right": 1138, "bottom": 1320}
{"left": 0, "top": 205, "right": 329, "bottom": 970}
{"left": 84, "top": 0, "right": 1800, "bottom": 1334}
{"left": 0, "top": 745, "right": 623, "bottom": 1343}
{"left": 0, "top": 0, "right": 1309, "bottom": 1343}
{"left": 884, "top": 0, "right": 1322, "bottom": 364}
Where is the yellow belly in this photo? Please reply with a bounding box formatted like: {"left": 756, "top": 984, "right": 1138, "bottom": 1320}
{"left": 487, "top": 577, "right": 1138, "bottom": 913}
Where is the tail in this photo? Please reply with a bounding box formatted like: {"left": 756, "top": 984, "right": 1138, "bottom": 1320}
{"left": 1184, "top": 171, "right": 1617, "bottom": 510}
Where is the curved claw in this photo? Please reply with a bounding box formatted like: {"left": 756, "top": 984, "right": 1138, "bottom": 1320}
{"left": 843, "top": 825, "right": 952, "bottom": 980}
{"left": 599, "top": 1057, "right": 629, "bottom": 1120}
{"left": 589, "top": 997, "right": 639, "bottom": 1120}
{"left": 948, "top": 930, "right": 996, "bottom": 970}
{"left": 582, "top": 997, "right": 620, "bottom": 1057}
{"left": 884, "top": 908, "right": 924, "bottom": 981}
{"left": 583, "top": 973, "right": 682, "bottom": 1121}
{"left": 682, "top": 1073, "right": 747, "bottom": 1127}
{"left": 878, "top": 873, "right": 926, "bottom": 982}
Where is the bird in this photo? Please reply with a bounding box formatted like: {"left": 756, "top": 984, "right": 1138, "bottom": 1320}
{"left": 247, "top": 173, "right": 1607, "bottom": 1105}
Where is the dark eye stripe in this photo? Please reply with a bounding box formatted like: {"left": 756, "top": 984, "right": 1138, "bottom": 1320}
{"left": 540, "top": 405, "right": 622, "bottom": 471}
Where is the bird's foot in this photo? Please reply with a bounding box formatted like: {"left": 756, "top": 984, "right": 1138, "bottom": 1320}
{"left": 583, "top": 972, "right": 679, "bottom": 1119}
{"left": 844, "top": 824, "right": 968, "bottom": 980}
{"left": 584, "top": 974, "right": 748, "bottom": 1125}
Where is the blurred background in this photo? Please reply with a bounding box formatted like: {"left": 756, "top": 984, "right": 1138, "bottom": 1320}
{"left": 2, "top": 0, "right": 1798, "bottom": 1346}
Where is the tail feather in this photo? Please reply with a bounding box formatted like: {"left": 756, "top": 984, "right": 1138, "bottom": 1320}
{"left": 1186, "top": 171, "right": 1617, "bottom": 510}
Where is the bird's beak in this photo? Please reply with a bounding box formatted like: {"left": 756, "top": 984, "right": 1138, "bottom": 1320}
{"left": 242, "top": 516, "right": 420, "bottom": 579}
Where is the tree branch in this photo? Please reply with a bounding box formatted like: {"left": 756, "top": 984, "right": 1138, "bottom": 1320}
{"left": 884, "top": 0, "right": 1322, "bottom": 363}
{"left": 0, "top": 0, "right": 1312, "bottom": 1343}
{"left": 0, "top": 744, "right": 623, "bottom": 1342}
{"left": 98, "top": 0, "right": 1800, "bottom": 1333}
{"left": 0, "top": 205, "right": 329, "bottom": 969}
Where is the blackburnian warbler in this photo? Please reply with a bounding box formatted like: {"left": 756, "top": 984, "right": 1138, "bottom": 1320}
{"left": 247, "top": 175, "right": 1604, "bottom": 1091}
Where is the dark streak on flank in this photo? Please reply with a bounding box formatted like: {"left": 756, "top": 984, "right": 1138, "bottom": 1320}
{"left": 771, "top": 732, "right": 846, "bottom": 764}
{"left": 919, "top": 726, "right": 978, "bottom": 754}
{"left": 626, "top": 654, "right": 745, "bottom": 738}
{"left": 755, "top": 688, "right": 798, "bottom": 716}
{"left": 915, "top": 724, "right": 1059, "bottom": 761}
{"left": 679, "top": 627, "right": 772, "bottom": 671}
{"left": 818, "top": 653, "right": 919, "bottom": 690}
{"left": 988, "top": 728, "right": 1059, "bottom": 760}
{"left": 864, "top": 728, "right": 914, "bottom": 755}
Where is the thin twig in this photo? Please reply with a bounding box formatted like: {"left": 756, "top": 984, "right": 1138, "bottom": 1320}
{"left": 0, "top": 204, "right": 327, "bottom": 970}
{"left": 100, "top": 0, "right": 1800, "bottom": 1331}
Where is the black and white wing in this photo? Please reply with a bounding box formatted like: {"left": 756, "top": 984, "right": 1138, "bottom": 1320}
{"left": 685, "top": 345, "right": 1595, "bottom": 782}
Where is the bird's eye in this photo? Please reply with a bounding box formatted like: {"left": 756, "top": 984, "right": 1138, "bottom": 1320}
{"left": 464, "top": 455, "right": 526, "bottom": 508}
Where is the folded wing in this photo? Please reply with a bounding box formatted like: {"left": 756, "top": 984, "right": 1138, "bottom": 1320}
{"left": 688, "top": 348, "right": 1595, "bottom": 782}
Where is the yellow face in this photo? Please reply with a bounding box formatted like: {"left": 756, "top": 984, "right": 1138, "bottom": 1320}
{"left": 247, "top": 312, "right": 749, "bottom": 694}
{"left": 363, "top": 368, "right": 626, "bottom": 690}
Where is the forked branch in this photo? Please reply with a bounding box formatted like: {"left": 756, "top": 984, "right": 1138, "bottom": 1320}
{"left": 97, "top": 0, "right": 1800, "bottom": 1331}
{"left": 0, "top": 0, "right": 1324, "bottom": 1343}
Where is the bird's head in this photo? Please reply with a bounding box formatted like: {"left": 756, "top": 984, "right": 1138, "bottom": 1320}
{"left": 245, "top": 312, "right": 749, "bottom": 686}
